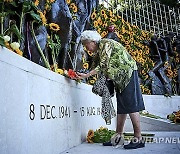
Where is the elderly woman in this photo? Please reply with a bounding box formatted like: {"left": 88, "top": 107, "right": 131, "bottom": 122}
{"left": 77, "top": 30, "right": 145, "bottom": 149}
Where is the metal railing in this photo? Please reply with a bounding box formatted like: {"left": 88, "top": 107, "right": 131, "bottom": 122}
{"left": 99, "top": 0, "right": 180, "bottom": 36}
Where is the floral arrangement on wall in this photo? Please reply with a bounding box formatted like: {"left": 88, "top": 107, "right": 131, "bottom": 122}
{"left": 0, "top": 0, "right": 78, "bottom": 79}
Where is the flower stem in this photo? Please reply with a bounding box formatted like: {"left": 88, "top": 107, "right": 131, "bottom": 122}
{"left": 50, "top": 33, "right": 57, "bottom": 71}
{"left": 1, "top": 16, "right": 3, "bottom": 35}
{"left": 19, "top": 11, "right": 24, "bottom": 42}
{"left": 1, "top": 3, "right": 4, "bottom": 35}
{"left": 31, "top": 21, "right": 50, "bottom": 69}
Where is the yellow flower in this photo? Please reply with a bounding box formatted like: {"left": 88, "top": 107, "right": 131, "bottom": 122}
{"left": 66, "top": 0, "right": 71, "bottom": 4}
{"left": 56, "top": 68, "right": 64, "bottom": 75}
{"left": 45, "top": 4, "right": 51, "bottom": 11}
{"left": 164, "top": 61, "right": 169, "bottom": 67}
{"left": 15, "top": 49, "right": 23, "bottom": 56}
{"left": 37, "top": 10, "right": 47, "bottom": 26}
{"left": 101, "top": 31, "right": 108, "bottom": 38}
{"left": 34, "top": 0, "right": 39, "bottom": 6}
{"left": 49, "top": 23, "right": 60, "bottom": 32}
{"left": 73, "top": 5, "right": 78, "bottom": 13}
{"left": 121, "top": 26, "right": 125, "bottom": 34}
{"left": 70, "top": 3, "right": 78, "bottom": 13}
{"left": 93, "top": 21, "right": 98, "bottom": 28}
{"left": 72, "top": 15, "right": 77, "bottom": 20}
{"left": 101, "top": 10, "right": 106, "bottom": 16}
{"left": 83, "top": 63, "right": 89, "bottom": 69}
{"left": 125, "top": 41, "right": 130, "bottom": 45}
{"left": 92, "top": 77, "right": 97, "bottom": 80}
{"left": 89, "top": 80, "right": 95, "bottom": 84}
{"left": 175, "top": 57, "right": 179, "bottom": 63}
{"left": 5, "top": 42, "right": 11, "bottom": 50}
{"left": 87, "top": 50, "right": 93, "bottom": 56}
{"left": 102, "top": 23, "right": 108, "bottom": 28}
{"left": 91, "top": 11, "right": 97, "bottom": 20}
{"left": 110, "top": 16, "right": 117, "bottom": 22}
{"left": 99, "top": 126, "right": 104, "bottom": 131}
{"left": 97, "top": 17, "right": 103, "bottom": 25}
{"left": 103, "top": 14, "right": 108, "bottom": 20}
{"left": 97, "top": 28, "right": 101, "bottom": 34}
{"left": 109, "top": 10, "right": 113, "bottom": 17}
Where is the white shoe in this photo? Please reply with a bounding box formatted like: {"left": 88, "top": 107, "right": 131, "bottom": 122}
{"left": 111, "top": 133, "right": 124, "bottom": 148}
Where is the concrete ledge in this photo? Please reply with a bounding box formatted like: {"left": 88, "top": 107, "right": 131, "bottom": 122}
{"left": 143, "top": 95, "right": 180, "bottom": 118}
{"left": 124, "top": 116, "right": 180, "bottom": 132}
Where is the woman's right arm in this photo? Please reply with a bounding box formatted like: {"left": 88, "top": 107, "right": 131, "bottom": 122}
{"left": 76, "top": 69, "right": 97, "bottom": 79}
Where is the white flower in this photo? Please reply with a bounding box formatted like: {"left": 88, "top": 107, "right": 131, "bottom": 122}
{"left": 3, "top": 35, "right": 10, "bottom": 42}
{"left": 10, "top": 42, "right": 20, "bottom": 50}
{"left": 135, "top": 4, "right": 141, "bottom": 10}
{"left": 64, "top": 70, "right": 68, "bottom": 75}
{"left": 117, "top": 4, "right": 124, "bottom": 12}
{"left": 142, "top": 110, "right": 149, "bottom": 114}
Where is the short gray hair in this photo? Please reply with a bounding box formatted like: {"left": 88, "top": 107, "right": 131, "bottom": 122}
{"left": 81, "top": 30, "right": 101, "bottom": 42}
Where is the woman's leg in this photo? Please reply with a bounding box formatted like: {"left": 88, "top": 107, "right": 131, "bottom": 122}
{"left": 129, "top": 112, "right": 142, "bottom": 140}
{"left": 116, "top": 114, "right": 127, "bottom": 135}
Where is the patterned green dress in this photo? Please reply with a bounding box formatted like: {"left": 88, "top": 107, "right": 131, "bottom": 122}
{"left": 92, "top": 38, "right": 138, "bottom": 93}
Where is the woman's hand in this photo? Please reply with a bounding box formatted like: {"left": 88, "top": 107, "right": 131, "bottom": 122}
{"left": 76, "top": 72, "right": 89, "bottom": 79}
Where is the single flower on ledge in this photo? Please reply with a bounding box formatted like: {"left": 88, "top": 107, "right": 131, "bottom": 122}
{"left": 68, "top": 69, "right": 77, "bottom": 79}
{"left": 10, "top": 42, "right": 23, "bottom": 56}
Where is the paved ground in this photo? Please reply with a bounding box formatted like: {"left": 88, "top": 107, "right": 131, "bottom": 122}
{"left": 61, "top": 132, "right": 180, "bottom": 154}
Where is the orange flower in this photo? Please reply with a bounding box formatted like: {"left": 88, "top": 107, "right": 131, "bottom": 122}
{"left": 68, "top": 69, "right": 77, "bottom": 78}
{"left": 15, "top": 49, "right": 23, "bottom": 56}
{"left": 87, "top": 129, "right": 94, "bottom": 138}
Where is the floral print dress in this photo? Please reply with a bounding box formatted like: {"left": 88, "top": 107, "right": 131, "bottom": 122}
{"left": 92, "top": 38, "right": 138, "bottom": 93}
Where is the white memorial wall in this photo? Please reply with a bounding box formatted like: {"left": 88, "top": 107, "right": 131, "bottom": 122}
{"left": 0, "top": 47, "right": 180, "bottom": 154}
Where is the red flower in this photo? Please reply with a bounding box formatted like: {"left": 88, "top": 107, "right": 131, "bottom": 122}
{"left": 68, "top": 69, "right": 77, "bottom": 78}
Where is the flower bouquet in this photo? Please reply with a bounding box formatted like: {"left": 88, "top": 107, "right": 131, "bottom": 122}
{"left": 167, "top": 110, "right": 180, "bottom": 123}
{"left": 86, "top": 127, "right": 115, "bottom": 143}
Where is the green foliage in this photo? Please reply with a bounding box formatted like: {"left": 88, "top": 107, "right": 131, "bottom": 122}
{"left": 92, "top": 128, "right": 115, "bottom": 143}
{"left": 140, "top": 111, "right": 162, "bottom": 119}
{"left": 0, "top": 35, "right": 5, "bottom": 46}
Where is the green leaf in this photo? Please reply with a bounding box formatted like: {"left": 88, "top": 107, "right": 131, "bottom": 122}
{"left": 0, "top": 35, "right": 5, "bottom": 46}
{"left": 11, "top": 24, "right": 22, "bottom": 41}
{"left": 9, "top": 1, "right": 18, "bottom": 7}
{"left": 22, "top": 2, "right": 33, "bottom": 13}
{"left": 29, "top": 10, "right": 41, "bottom": 23}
